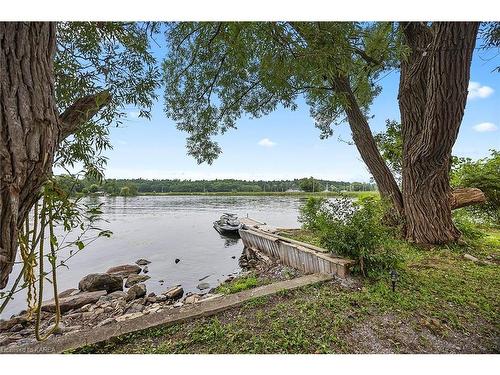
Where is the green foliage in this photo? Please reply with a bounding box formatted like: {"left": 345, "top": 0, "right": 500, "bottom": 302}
{"left": 479, "top": 22, "right": 500, "bottom": 72}
{"left": 452, "top": 209, "right": 485, "bottom": 241}
{"left": 215, "top": 274, "right": 264, "bottom": 294}
{"left": 89, "top": 184, "right": 99, "bottom": 193}
{"left": 163, "top": 22, "right": 400, "bottom": 163}
{"left": 119, "top": 184, "right": 138, "bottom": 197}
{"left": 0, "top": 178, "right": 112, "bottom": 314}
{"left": 54, "top": 22, "right": 161, "bottom": 179}
{"left": 299, "top": 196, "right": 399, "bottom": 276}
{"left": 451, "top": 150, "right": 500, "bottom": 226}
{"left": 298, "top": 197, "right": 326, "bottom": 231}
{"left": 374, "top": 119, "right": 402, "bottom": 180}
{"left": 55, "top": 175, "right": 377, "bottom": 195}
{"left": 76, "top": 229, "right": 500, "bottom": 353}
{"left": 298, "top": 177, "right": 324, "bottom": 192}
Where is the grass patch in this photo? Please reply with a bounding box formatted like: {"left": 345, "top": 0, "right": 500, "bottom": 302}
{"left": 214, "top": 273, "right": 268, "bottom": 294}
{"left": 75, "top": 228, "right": 499, "bottom": 354}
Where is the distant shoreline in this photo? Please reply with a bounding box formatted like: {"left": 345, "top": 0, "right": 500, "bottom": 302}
{"left": 137, "top": 191, "right": 379, "bottom": 198}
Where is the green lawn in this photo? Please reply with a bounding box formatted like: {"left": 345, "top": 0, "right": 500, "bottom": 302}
{"left": 74, "top": 229, "right": 499, "bottom": 354}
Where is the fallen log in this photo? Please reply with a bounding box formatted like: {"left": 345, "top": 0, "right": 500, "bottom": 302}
{"left": 450, "top": 188, "right": 486, "bottom": 210}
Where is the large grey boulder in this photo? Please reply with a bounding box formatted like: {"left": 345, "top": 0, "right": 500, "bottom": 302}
{"left": 78, "top": 273, "right": 123, "bottom": 293}
{"left": 106, "top": 264, "right": 141, "bottom": 278}
{"left": 124, "top": 274, "right": 150, "bottom": 288}
{"left": 42, "top": 290, "right": 107, "bottom": 313}
{"left": 127, "top": 283, "right": 147, "bottom": 301}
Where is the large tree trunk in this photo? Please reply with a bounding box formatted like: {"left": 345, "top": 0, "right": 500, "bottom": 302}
{"left": 294, "top": 21, "right": 483, "bottom": 244}
{"left": 333, "top": 76, "right": 405, "bottom": 217}
{"left": 289, "top": 23, "right": 405, "bottom": 217}
{"left": 0, "top": 22, "right": 60, "bottom": 289}
{"left": 0, "top": 22, "right": 110, "bottom": 289}
{"left": 399, "top": 22, "right": 479, "bottom": 243}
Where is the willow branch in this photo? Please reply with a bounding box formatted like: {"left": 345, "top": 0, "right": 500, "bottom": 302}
{"left": 59, "top": 91, "right": 112, "bottom": 140}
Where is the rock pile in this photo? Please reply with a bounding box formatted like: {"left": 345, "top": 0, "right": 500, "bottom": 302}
{"left": 0, "top": 260, "right": 222, "bottom": 350}
{"left": 0, "top": 247, "right": 300, "bottom": 350}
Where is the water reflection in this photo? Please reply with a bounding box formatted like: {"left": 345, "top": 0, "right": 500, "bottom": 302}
{"left": 219, "top": 234, "right": 241, "bottom": 248}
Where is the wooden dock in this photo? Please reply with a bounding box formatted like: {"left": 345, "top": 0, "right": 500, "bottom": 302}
{"left": 239, "top": 216, "right": 278, "bottom": 233}
{"left": 239, "top": 222, "right": 355, "bottom": 278}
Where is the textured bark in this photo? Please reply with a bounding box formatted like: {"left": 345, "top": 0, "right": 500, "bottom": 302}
{"left": 333, "top": 76, "right": 404, "bottom": 217}
{"left": 0, "top": 22, "right": 59, "bottom": 289}
{"left": 288, "top": 24, "right": 404, "bottom": 217}
{"left": 450, "top": 188, "right": 486, "bottom": 210}
{"left": 399, "top": 22, "right": 479, "bottom": 244}
{"left": 0, "top": 22, "right": 110, "bottom": 289}
{"left": 59, "top": 91, "right": 111, "bottom": 140}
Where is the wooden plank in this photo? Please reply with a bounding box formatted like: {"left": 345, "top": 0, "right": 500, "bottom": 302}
{"left": 239, "top": 226, "right": 355, "bottom": 278}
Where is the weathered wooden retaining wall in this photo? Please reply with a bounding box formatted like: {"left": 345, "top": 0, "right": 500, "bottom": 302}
{"left": 239, "top": 228, "right": 354, "bottom": 278}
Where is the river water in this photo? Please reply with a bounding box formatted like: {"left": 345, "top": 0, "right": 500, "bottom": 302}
{"left": 1, "top": 195, "right": 306, "bottom": 319}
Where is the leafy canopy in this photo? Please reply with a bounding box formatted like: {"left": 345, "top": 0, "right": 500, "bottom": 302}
{"left": 163, "top": 22, "right": 401, "bottom": 164}
{"left": 55, "top": 22, "right": 162, "bottom": 179}
{"left": 374, "top": 120, "right": 403, "bottom": 181}
{"left": 298, "top": 177, "right": 324, "bottom": 192}
{"left": 451, "top": 150, "right": 500, "bottom": 225}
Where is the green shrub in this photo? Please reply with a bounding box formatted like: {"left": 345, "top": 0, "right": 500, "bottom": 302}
{"left": 453, "top": 209, "right": 485, "bottom": 241}
{"left": 298, "top": 197, "right": 327, "bottom": 231}
{"left": 451, "top": 150, "right": 500, "bottom": 226}
{"left": 299, "top": 196, "right": 399, "bottom": 276}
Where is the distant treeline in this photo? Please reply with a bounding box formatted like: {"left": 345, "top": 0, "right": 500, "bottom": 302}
{"left": 55, "top": 175, "right": 377, "bottom": 196}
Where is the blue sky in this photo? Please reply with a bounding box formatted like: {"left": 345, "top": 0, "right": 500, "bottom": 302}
{"left": 101, "top": 37, "right": 499, "bottom": 182}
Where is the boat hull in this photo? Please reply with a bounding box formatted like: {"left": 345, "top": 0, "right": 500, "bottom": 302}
{"left": 213, "top": 222, "right": 241, "bottom": 236}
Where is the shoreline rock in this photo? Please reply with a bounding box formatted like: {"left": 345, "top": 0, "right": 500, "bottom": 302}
{"left": 163, "top": 286, "right": 184, "bottom": 300}
{"left": 1, "top": 252, "right": 292, "bottom": 350}
{"left": 197, "top": 282, "right": 210, "bottom": 290}
{"left": 135, "top": 259, "right": 151, "bottom": 266}
{"left": 124, "top": 274, "right": 150, "bottom": 288}
{"left": 127, "top": 283, "right": 147, "bottom": 301}
{"left": 58, "top": 288, "right": 79, "bottom": 298}
{"left": 79, "top": 273, "right": 123, "bottom": 293}
{"left": 42, "top": 290, "right": 107, "bottom": 313}
{"left": 106, "top": 264, "right": 141, "bottom": 278}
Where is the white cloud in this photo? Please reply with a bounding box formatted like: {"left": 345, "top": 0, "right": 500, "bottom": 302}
{"left": 257, "top": 138, "right": 277, "bottom": 147}
{"left": 472, "top": 122, "right": 498, "bottom": 132}
{"left": 468, "top": 81, "right": 494, "bottom": 99}
{"left": 128, "top": 111, "right": 140, "bottom": 118}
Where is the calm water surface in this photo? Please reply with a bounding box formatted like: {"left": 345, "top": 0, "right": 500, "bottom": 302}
{"left": 2, "top": 195, "right": 305, "bottom": 318}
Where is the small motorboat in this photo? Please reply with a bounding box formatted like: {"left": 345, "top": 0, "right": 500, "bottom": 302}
{"left": 213, "top": 213, "right": 242, "bottom": 236}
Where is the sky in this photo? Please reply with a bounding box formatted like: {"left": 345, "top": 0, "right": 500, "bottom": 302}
{"left": 98, "top": 34, "right": 500, "bottom": 183}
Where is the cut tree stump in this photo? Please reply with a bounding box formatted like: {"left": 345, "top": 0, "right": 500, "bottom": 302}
{"left": 450, "top": 188, "right": 486, "bottom": 210}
